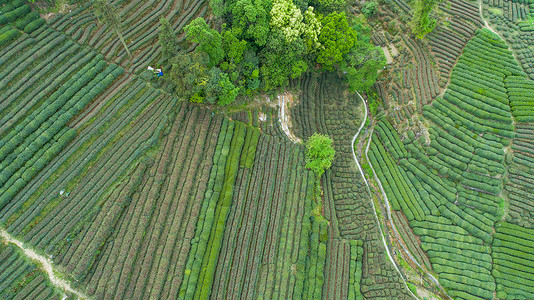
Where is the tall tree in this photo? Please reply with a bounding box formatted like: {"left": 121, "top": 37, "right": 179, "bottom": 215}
{"left": 341, "top": 42, "right": 386, "bottom": 92}
{"left": 221, "top": 30, "right": 248, "bottom": 65}
{"left": 230, "top": 0, "right": 272, "bottom": 46}
{"left": 92, "top": 0, "right": 131, "bottom": 57}
{"left": 305, "top": 133, "right": 335, "bottom": 176}
{"left": 169, "top": 52, "right": 210, "bottom": 100}
{"left": 410, "top": 0, "right": 438, "bottom": 39}
{"left": 184, "top": 18, "right": 225, "bottom": 67}
{"left": 317, "top": 12, "right": 357, "bottom": 68}
{"left": 302, "top": 7, "right": 321, "bottom": 52}
{"left": 260, "top": 30, "right": 307, "bottom": 90}
{"left": 270, "top": 0, "right": 305, "bottom": 42}
{"left": 159, "top": 18, "right": 179, "bottom": 60}
{"left": 341, "top": 17, "right": 386, "bottom": 91}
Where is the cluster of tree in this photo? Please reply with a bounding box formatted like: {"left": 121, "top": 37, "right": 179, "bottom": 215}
{"left": 159, "top": 0, "right": 386, "bottom": 105}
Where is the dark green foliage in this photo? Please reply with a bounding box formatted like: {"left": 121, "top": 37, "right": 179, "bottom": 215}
{"left": 14, "top": 10, "right": 38, "bottom": 30}
{"left": 185, "top": 18, "right": 225, "bottom": 67}
{"left": 361, "top": 1, "right": 378, "bottom": 17}
{"left": 212, "top": 68, "right": 240, "bottom": 105}
{"left": 165, "top": 0, "right": 384, "bottom": 105}
{"left": 23, "top": 18, "right": 46, "bottom": 34}
{"left": 260, "top": 30, "right": 308, "bottom": 90}
{"left": 0, "top": 3, "right": 30, "bottom": 25}
{"left": 169, "top": 52, "right": 210, "bottom": 101}
{"left": 169, "top": 52, "right": 240, "bottom": 105}
{"left": 158, "top": 18, "right": 179, "bottom": 60}
{"left": 230, "top": 0, "right": 271, "bottom": 46}
{"left": 341, "top": 17, "right": 385, "bottom": 92}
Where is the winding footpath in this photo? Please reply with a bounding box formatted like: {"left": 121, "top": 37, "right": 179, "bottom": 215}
{"left": 0, "top": 228, "right": 87, "bottom": 300}
{"left": 350, "top": 91, "right": 418, "bottom": 299}
{"left": 363, "top": 132, "right": 449, "bottom": 299}
{"left": 353, "top": 91, "right": 451, "bottom": 299}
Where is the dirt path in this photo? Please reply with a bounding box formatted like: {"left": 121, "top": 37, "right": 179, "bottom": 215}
{"left": 350, "top": 91, "right": 418, "bottom": 300}
{"left": 0, "top": 229, "right": 87, "bottom": 299}
{"left": 381, "top": 46, "right": 394, "bottom": 64}
{"left": 363, "top": 134, "right": 449, "bottom": 298}
{"left": 354, "top": 92, "right": 450, "bottom": 299}
{"left": 278, "top": 92, "right": 302, "bottom": 143}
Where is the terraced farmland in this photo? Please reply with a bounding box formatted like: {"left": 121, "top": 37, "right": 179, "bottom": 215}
{"left": 290, "top": 72, "right": 412, "bottom": 299}
{"left": 47, "top": 0, "right": 208, "bottom": 73}
{"left": 369, "top": 27, "right": 534, "bottom": 299}
{"left": 2, "top": 0, "right": 534, "bottom": 298}
{"left": 0, "top": 5, "right": 342, "bottom": 297}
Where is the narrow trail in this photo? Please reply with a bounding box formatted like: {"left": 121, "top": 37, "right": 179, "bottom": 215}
{"left": 350, "top": 91, "right": 418, "bottom": 300}
{"left": 352, "top": 92, "right": 450, "bottom": 299}
{"left": 478, "top": 0, "right": 500, "bottom": 36}
{"left": 0, "top": 228, "right": 87, "bottom": 300}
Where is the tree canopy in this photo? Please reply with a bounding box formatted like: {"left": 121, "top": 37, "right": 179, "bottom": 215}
{"left": 305, "top": 133, "right": 335, "bottom": 176}
{"left": 159, "top": 18, "right": 179, "bottom": 59}
{"left": 159, "top": 0, "right": 386, "bottom": 105}
{"left": 184, "top": 18, "right": 224, "bottom": 67}
{"left": 317, "top": 12, "right": 357, "bottom": 68}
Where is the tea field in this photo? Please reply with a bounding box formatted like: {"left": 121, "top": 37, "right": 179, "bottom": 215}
{"left": 1, "top": 0, "right": 534, "bottom": 299}
{"left": 368, "top": 26, "right": 534, "bottom": 299}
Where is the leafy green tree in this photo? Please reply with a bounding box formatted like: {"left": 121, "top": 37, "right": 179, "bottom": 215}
{"left": 260, "top": 30, "right": 307, "bottom": 90}
{"left": 230, "top": 0, "right": 272, "bottom": 46}
{"left": 269, "top": 0, "right": 321, "bottom": 51}
{"left": 302, "top": 7, "right": 322, "bottom": 52}
{"left": 222, "top": 30, "right": 248, "bottom": 65}
{"left": 306, "top": 133, "right": 335, "bottom": 176}
{"left": 317, "top": 12, "right": 357, "bottom": 68}
{"left": 241, "top": 49, "right": 261, "bottom": 93}
{"left": 203, "top": 68, "right": 240, "bottom": 105}
{"left": 270, "top": 0, "right": 305, "bottom": 42}
{"left": 204, "top": 67, "right": 224, "bottom": 104}
{"left": 92, "top": 0, "right": 131, "bottom": 57}
{"left": 159, "top": 18, "right": 179, "bottom": 60}
{"left": 184, "top": 18, "right": 225, "bottom": 67}
{"left": 410, "top": 0, "right": 438, "bottom": 39}
{"left": 361, "top": 1, "right": 378, "bottom": 17}
{"left": 341, "top": 43, "right": 385, "bottom": 92}
{"left": 340, "top": 17, "right": 385, "bottom": 91}
{"left": 169, "top": 52, "right": 210, "bottom": 100}
{"left": 209, "top": 0, "right": 225, "bottom": 16}
{"left": 218, "top": 73, "right": 240, "bottom": 105}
